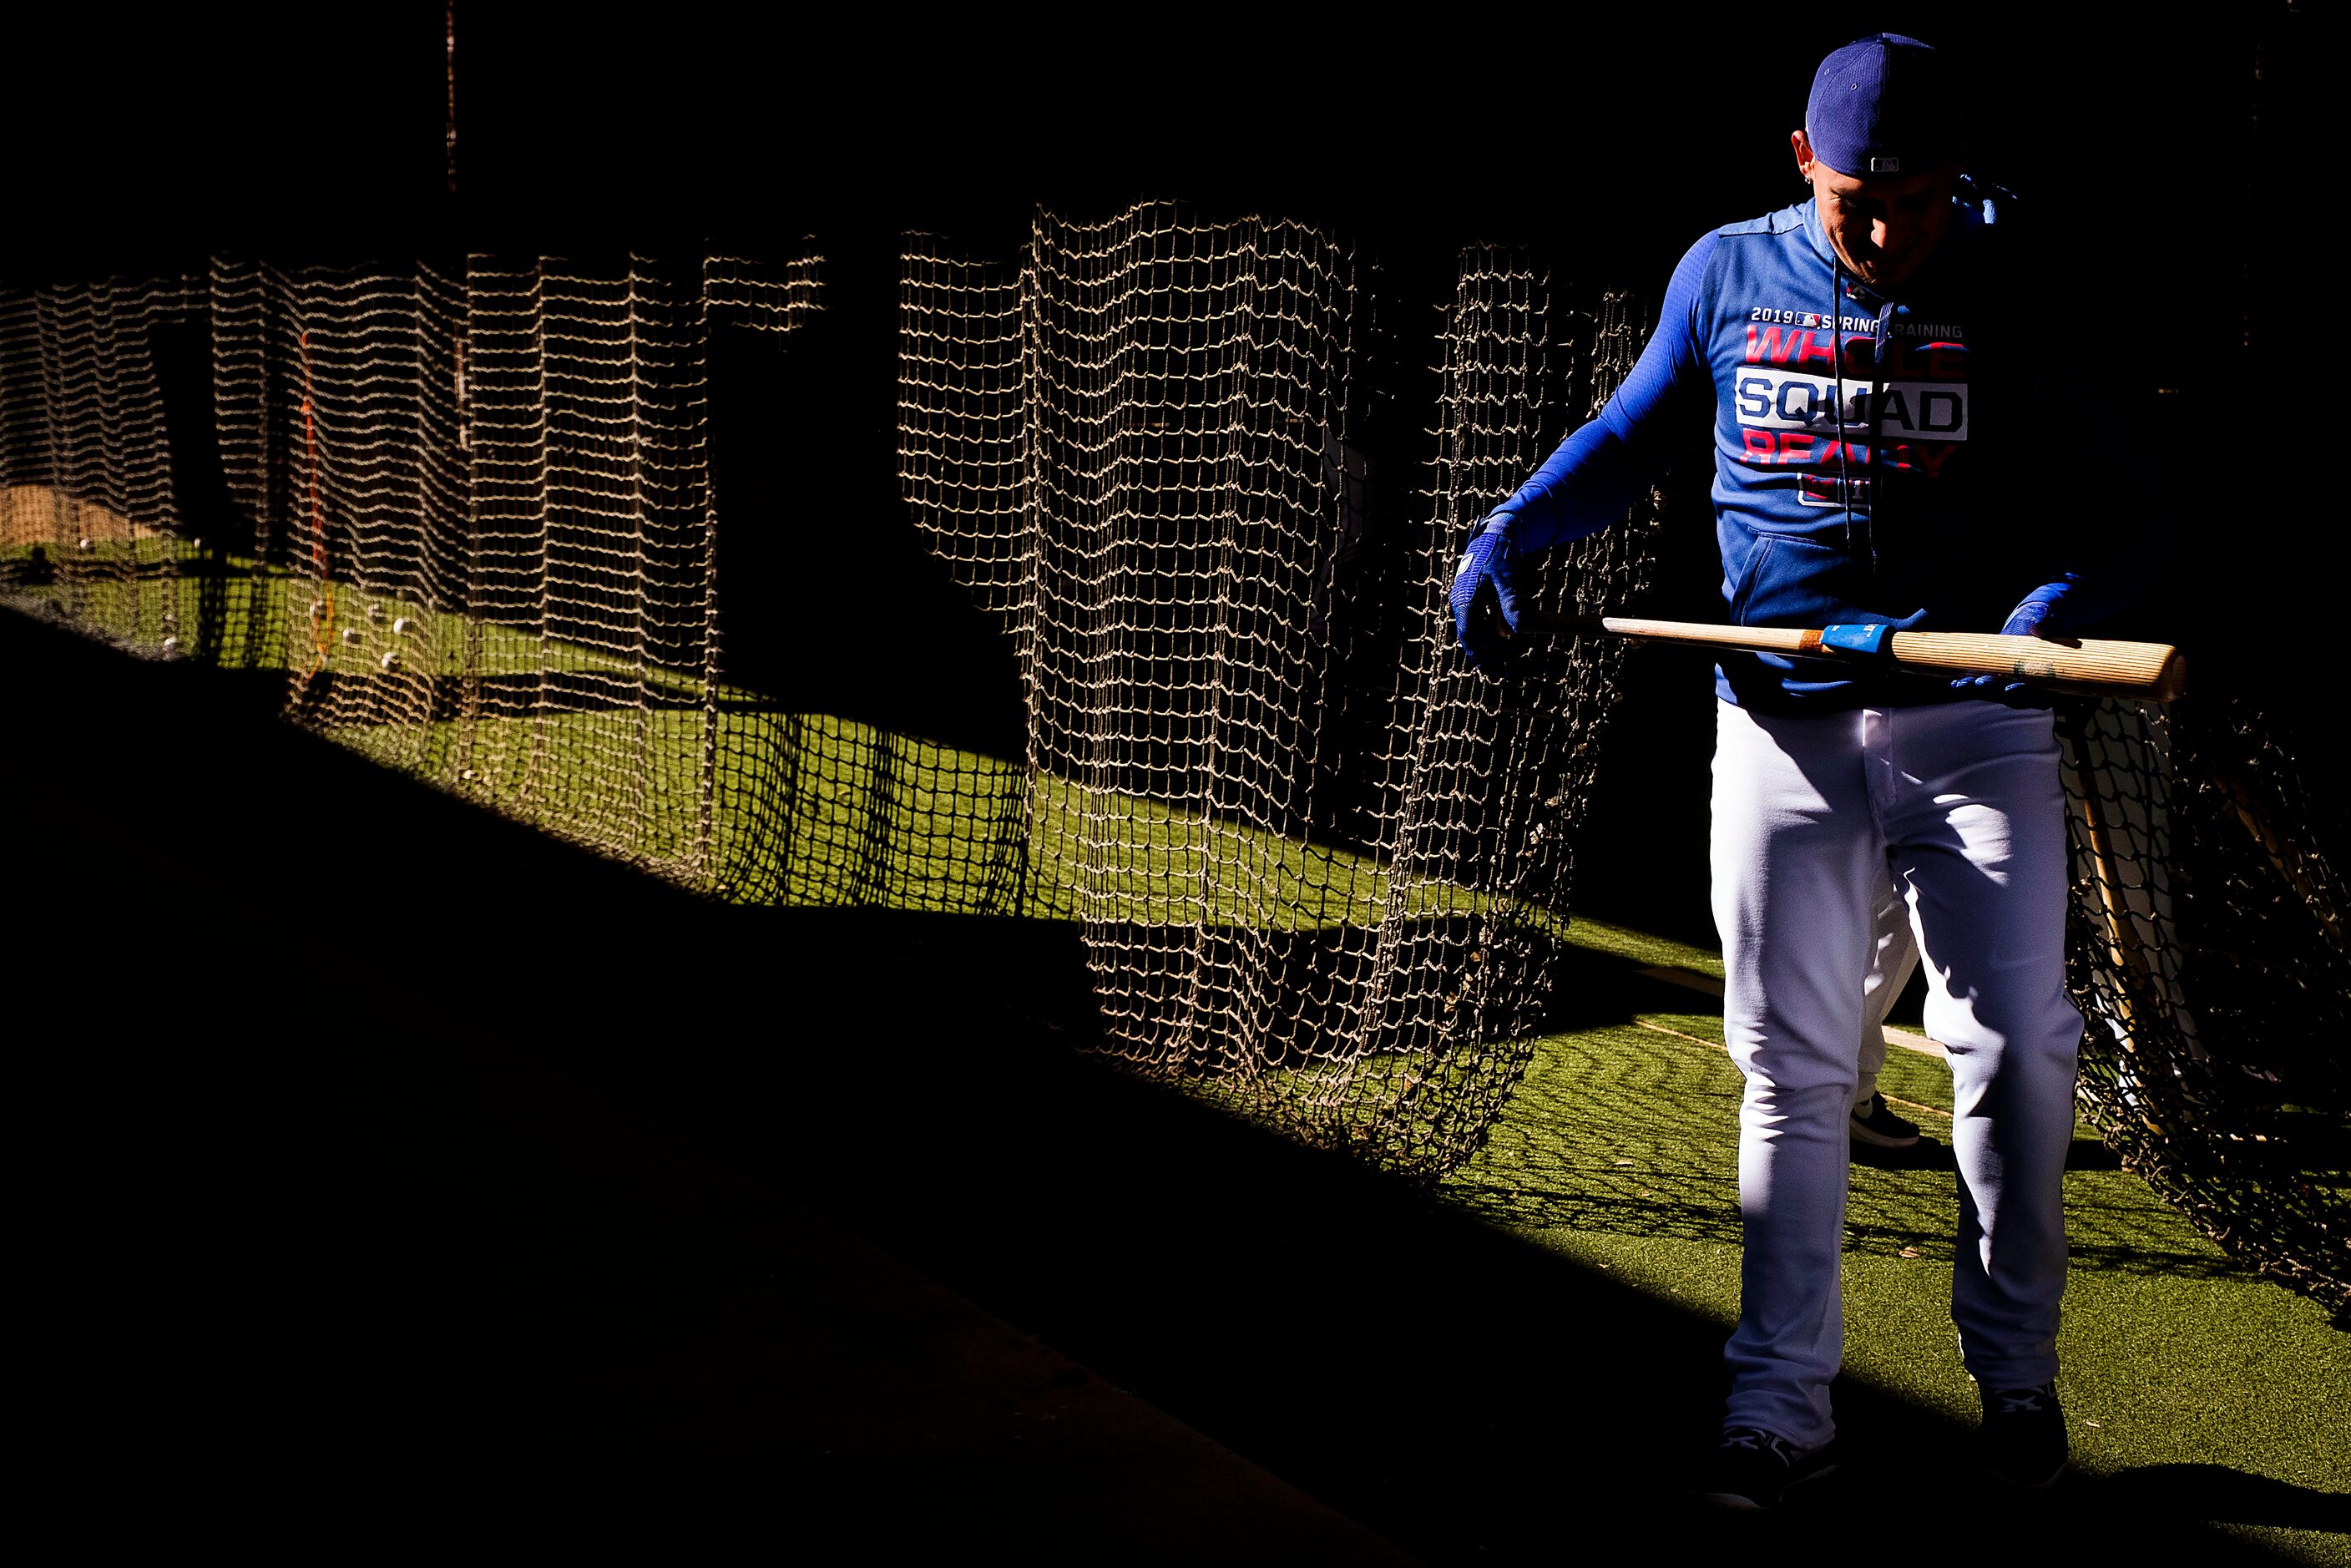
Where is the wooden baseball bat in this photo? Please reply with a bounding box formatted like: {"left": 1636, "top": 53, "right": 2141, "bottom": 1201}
{"left": 1505, "top": 609, "right": 2187, "bottom": 701}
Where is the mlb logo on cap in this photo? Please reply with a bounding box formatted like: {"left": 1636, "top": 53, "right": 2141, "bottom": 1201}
{"left": 1807, "top": 34, "right": 1966, "bottom": 179}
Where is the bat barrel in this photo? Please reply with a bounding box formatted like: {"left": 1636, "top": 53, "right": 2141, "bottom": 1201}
{"left": 1885, "top": 631, "right": 2187, "bottom": 702}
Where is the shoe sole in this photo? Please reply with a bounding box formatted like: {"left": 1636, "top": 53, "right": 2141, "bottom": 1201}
{"left": 1692, "top": 1459, "right": 1842, "bottom": 1511}
{"left": 1849, "top": 1121, "right": 1921, "bottom": 1149}
{"left": 1987, "top": 1459, "right": 2068, "bottom": 1491}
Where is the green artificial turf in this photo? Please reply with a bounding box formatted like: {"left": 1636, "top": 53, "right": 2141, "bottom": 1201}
{"left": 4, "top": 545, "right": 1509, "bottom": 927}
{"left": 1443, "top": 946, "right": 2350, "bottom": 1559}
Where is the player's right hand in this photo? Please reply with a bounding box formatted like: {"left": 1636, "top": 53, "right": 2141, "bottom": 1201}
{"left": 1953, "top": 579, "right": 2076, "bottom": 706}
{"left": 1449, "top": 518, "right": 1523, "bottom": 671}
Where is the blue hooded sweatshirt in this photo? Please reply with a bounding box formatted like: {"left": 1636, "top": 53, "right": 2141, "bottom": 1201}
{"left": 1488, "top": 193, "right": 2141, "bottom": 711}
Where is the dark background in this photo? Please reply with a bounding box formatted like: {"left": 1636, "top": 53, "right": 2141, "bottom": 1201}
{"left": 2, "top": 5, "right": 2312, "bottom": 284}
{"left": 3, "top": 2, "right": 2327, "bottom": 933}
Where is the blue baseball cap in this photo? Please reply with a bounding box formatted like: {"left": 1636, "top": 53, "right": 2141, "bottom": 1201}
{"left": 1805, "top": 33, "right": 1966, "bottom": 177}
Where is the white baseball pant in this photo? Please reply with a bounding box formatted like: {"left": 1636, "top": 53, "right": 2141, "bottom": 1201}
{"left": 1859, "top": 870, "right": 1917, "bottom": 1112}
{"left": 1711, "top": 697, "right": 2083, "bottom": 1448}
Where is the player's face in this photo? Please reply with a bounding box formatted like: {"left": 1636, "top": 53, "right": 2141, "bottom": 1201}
{"left": 1790, "top": 130, "right": 1961, "bottom": 291}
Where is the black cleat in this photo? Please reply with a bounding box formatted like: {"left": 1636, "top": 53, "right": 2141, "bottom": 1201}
{"left": 1850, "top": 1091, "right": 1922, "bottom": 1150}
{"left": 1980, "top": 1383, "right": 2069, "bottom": 1489}
{"left": 1694, "top": 1427, "right": 1841, "bottom": 1510}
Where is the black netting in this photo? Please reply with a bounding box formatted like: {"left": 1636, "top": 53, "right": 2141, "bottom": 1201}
{"left": 2063, "top": 696, "right": 2349, "bottom": 1311}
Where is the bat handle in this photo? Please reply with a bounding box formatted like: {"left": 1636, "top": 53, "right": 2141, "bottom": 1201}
{"left": 1469, "top": 579, "right": 1529, "bottom": 655}
{"left": 1473, "top": 593, "right": 1595, "bottom": 648}
{"left": 1510, "top": 607, "right": 1600, "bottom": 639}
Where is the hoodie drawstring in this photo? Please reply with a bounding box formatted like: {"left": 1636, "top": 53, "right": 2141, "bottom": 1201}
{"left": 1869, "top": 296, "right": 1895, "bottom": 573}
{"left": 1828, "top": 256, "right": 1898, "bottom": 573}
{"left": 1831, "top": 257, "right": 1854, "bottom": 554}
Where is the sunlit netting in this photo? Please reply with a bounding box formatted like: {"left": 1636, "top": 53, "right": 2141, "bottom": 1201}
{"left": 2063, "top": 698, "right": 2349, "bottom": 1311}
{"left": 0, "top": 276, "right": 206, "bottom": 652}
{"left": 1386, "top": 262, "right": 1663, "bottom": 1116}
{"left": 205, "top": 252, "right": 820, "bottom": 883}
{"left": 901, "top": 212, "right": 1659, "bottom": 1170}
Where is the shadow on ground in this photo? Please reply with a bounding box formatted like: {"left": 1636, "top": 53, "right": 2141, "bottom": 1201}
{"left": 4, "top": 609, "right": 2330, "bottom": 1561}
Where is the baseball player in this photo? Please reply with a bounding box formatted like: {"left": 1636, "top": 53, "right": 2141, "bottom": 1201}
{"left": 1452, "top": 34, "right": 2121, "bottom": 1507}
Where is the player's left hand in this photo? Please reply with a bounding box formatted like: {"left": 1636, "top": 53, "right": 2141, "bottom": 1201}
{"left": 1953, "top": 581, "right": 2075, "bottom": 706}
{"left": 1450, "top": 518, "right": 1524, "bottom": 672}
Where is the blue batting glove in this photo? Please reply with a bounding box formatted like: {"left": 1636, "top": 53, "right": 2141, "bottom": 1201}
{"left": 1954, "top": 580, "right": 2077, "bottom": 706}
{"left": 1997, "top": 579, "right": 2075, "bottom": 640}
{"left": 1449, "top": 518, "right": 1523, "bottom": 671}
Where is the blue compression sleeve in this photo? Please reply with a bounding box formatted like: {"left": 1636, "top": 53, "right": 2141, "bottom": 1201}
{"left": 1487, "top": 233, "right": 1717, "bottom": 554}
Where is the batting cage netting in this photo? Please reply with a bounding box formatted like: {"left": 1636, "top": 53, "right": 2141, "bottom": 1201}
{"left": 898, "top": 209, "right": 1660, "bottom": 1167}
{"left": 1, "top": 276, "right": 210, "bottom": 655}
{"left": 3, "top": 204, "right": 2343, "bottom": 1313}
